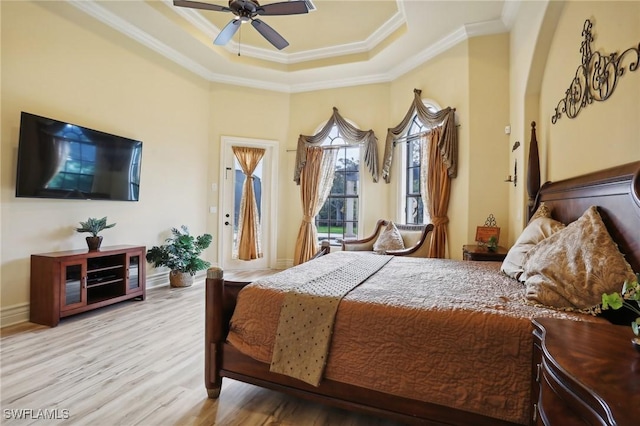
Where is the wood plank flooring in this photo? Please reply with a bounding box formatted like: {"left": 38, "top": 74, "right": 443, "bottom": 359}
{"left": 0, "top": 281, "right": 404, "bottom": 425}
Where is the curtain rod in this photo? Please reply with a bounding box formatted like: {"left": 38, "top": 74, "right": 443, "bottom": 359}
{"left": 286, "top": 145, "right": 347, "bottom": 152}
{"left": 392, "top": 123, "right": 461, "bottom": 147}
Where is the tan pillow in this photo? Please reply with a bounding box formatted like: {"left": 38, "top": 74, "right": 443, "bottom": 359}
{"left": 521, "top": 206, "right": 636, "bottom": 310}
{"left": 529, "top": 202, "right": 552, "bottom": 223}
{"left": 373, "top": 222, "right": 405, "bottom": 254}
{"left": 500, "top": 217, "right": 565, "bottom": 280}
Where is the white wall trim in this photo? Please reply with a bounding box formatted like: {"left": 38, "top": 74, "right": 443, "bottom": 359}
{"left": 1, "top": 303, "right": 30, "bottom": 328}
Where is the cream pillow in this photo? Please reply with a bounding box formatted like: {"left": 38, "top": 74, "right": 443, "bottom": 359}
{"left": 373, "top": 222, "right": 405, "bottom": 254}
{"left": 521, "top": 206, "right": 636, "bottom": 310}
{"left": 528, "top": 202, "right": 552, "bottom": 223}
{"left": 500, "top": 217, "right": 565, "bottom": 280}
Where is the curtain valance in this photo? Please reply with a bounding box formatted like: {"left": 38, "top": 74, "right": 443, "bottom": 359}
{"left": 381, "top": 89, "right": 458, "bottom": 183}
{"left": 294, "top": 107, "right": 379, "bottom": 184}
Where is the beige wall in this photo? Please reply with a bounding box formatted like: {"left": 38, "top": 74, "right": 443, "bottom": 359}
{"left": 539, "top": 0, "right": 640, "bottom": 181}
{"left": 4, "top": 0, "right": 637, "bottom": 326}
{"left": 508, "top": 0, "right": 640, "bottom": 244}
{"left": 1, "top": 1, "right": 212, "bottom": 323}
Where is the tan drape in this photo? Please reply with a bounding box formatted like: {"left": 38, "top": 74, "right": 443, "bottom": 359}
{"left": 382, "top": 88, "right": 457, "bottom": 183}
{"left": 232, "top": 146, "right": 265, "bottom": 260}
{"left": 294, "top": 107, "right": 379, "bottom": 184}
{"left": 293, "top": 147, "right": 337, "bottom": 265}
{"left": 422, "top": 128, "right": 451, "bottom": 258}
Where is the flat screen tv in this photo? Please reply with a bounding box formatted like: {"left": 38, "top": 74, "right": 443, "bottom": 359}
{"left": 15, "top": 112, "right": 143, "bottom": 201}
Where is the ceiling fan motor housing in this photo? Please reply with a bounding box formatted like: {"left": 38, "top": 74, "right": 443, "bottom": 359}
{"left": 230, "top": 0, "right": 261, "bottom": 20}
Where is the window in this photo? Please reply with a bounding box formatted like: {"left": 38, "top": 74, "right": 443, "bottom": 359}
{"left": 400, "top": 101, "right": 440, "bottom": 225}
{"left": 315, "top": 125, "right": 360, "bottom": 246}
{"left": 46, "top": 126, "right": 96, "bottom": 194}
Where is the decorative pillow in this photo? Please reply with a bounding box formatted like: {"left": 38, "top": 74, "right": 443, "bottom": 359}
{"left": 528, "top": 202, "right": 552, "bottom": 223}
{"left": 373, "top": 222, "right": 405, "bottom": 254}
{"left": 521, "top": 206, "right": 636, "bottom": 311}
{"left": 500, "top": 216, "right": 565, "bottom": 280}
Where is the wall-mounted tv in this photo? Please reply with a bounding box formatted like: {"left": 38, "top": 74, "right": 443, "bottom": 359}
{"left": 15, "top": 112, "right": 143, "bottom": 201}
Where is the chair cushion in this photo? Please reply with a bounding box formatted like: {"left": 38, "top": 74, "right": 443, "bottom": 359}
{"left": 373, "top": 222, "right": 405, "bottom": 254}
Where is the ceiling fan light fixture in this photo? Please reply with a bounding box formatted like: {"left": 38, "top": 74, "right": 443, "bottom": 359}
{"left": 174, "top": 0, "right": 309, "bottom": 50}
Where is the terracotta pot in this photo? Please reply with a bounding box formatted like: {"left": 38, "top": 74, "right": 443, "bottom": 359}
{"left": 86, "top": 236, "right": 103, "bottom": 251}
{"left": 169, "top": 270, "right": 194, "bottom": 288}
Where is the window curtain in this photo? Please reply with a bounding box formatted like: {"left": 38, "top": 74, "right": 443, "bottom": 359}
{"left": 420, "top": 128, "right": 450, "bottom": 258}
{"left": 294, "top": 107, "right": 379, "bottom": 184}
{"left": 232, "top": 146, "right": 265, "bottom": 261}
{"left": 381, "top": 88, "right": 457, "bottom": 183}
{"left": 293, "top": 147, "right": 337, "bottom": 265}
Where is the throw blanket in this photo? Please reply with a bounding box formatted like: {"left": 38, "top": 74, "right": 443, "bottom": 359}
{"left": 269, "top": 255, "right": 392, "bottom": 386}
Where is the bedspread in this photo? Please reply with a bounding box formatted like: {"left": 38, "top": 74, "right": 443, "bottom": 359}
{"left": 227, "top": 252, "right": 606, "bottom": 425}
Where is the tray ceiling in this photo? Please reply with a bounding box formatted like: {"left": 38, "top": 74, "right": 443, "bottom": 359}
{"left": 69, "top": 0, "right": 517, "bottom": 93}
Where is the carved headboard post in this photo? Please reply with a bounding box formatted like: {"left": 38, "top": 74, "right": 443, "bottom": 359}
{"left": 526, "top": 121, "right": 541, "bottom": 221}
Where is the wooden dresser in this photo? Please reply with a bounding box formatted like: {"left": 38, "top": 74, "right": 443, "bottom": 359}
{"left": 531, "top": 318, "right": 640, "bottom": 425}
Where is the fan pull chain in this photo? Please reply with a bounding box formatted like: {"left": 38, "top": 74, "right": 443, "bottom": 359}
{"left": 238, "top": 24, "right": 242, "bottom": 57}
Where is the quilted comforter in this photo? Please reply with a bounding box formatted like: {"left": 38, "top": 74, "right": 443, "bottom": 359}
{"left": 227, "top": 252, "right": 605, "bottom": 425}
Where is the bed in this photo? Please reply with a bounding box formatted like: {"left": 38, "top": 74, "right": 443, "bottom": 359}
{"left": 204, "top": 131, "right": 640, "bottom": 425}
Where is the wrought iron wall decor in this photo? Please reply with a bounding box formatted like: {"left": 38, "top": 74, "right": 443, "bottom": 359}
{"left": 552, "top": 19, "right": 640, "bottom": 124}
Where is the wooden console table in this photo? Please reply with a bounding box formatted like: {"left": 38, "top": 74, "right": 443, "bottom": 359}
{"left": 531, "top": 318, "right": 639, "bottom": 425}
{"left": 30, "top": 245, "right": 146, "bottom": 327}
{"left": 462, "top": 244, "right": 508, "bottom": 261}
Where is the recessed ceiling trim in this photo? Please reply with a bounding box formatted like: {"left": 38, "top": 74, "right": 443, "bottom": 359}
{"left": 68, "top": 0, "right": 291, "bottom": 92}
{"left": 501, "top": 0, "right": 521, "bottom": 29}
{"left": 289, "top": 72, "right": 392, "bottom": 94}
{"left": 166, "top": 0, "right": 406, "bottom": 65}
{"left": 67, "top": 0, "right": 517, "bottom": 95}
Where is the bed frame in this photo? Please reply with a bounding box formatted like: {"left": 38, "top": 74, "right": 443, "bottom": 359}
{"left": 204, "top": 122, "right": 640, "bottom": 425}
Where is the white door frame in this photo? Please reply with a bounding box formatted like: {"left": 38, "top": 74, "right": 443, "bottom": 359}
{"left": 218, "top": 136, "right": 279, "bottom": 270}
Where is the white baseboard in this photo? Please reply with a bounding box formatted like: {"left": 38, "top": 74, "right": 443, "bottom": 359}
{"left": 0, "top": 270, "right": 207, "bottom": 328}
{"left": 0, "top": 303, "right": 30, "bottom": 328}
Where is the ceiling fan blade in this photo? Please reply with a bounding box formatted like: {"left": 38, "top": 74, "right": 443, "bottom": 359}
{"left": 251, "top": 19, "right": 289, "bottom": 50}
{"left": 214, "top": 19, "right": 241, "bottom": 45}
{"left": 173, "top": 0, "right": 230, "bottom": 13}
{"left": 257, "top": 1, "right": 309, "bottom": 16}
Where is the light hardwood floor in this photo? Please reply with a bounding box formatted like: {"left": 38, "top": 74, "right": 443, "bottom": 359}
{"left": 0, "top": 282, "right": 404, "bottom": 425}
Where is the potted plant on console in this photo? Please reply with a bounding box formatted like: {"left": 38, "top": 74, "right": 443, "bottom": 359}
{"left": 76, "top": 217, "right": 116, "bottom": 251}
{"left": 602, "top": 273, "right": 640, "bottom": 351}
{"left": 146, "top": 225, "right": 213, "bottom": 288}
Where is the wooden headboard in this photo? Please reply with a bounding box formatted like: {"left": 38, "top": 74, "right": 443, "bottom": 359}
{"left": 533, "top": 161, "right": 640, "bottom": 273}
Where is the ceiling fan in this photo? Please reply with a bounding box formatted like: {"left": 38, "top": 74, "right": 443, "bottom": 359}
{"left": 173, "top": 0, "right": 309, "bottom": 50}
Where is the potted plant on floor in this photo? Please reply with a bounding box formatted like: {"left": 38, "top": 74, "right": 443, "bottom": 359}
{"left": 76, "top": 217, "right": 116, "bottom": 251}
{"left": 146, "top": 225, "right": 213, "bottom": 288}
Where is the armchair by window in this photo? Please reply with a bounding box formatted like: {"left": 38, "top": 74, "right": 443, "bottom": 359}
{"left": 341, "top": 219, "right": 433, "bottom": 257}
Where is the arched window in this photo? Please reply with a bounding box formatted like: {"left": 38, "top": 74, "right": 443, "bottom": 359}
{"left": 315, "top": 124, "right": 360, "bottom": 246}
{"left": 400, "top": 100, "right": 440, "bottom": 225}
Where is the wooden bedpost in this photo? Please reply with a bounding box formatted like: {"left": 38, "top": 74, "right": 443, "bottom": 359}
{"left": 205, "top": 267, "right": 224, "bottom": 398}
{"left": 527, "top": 121, "right": 541, "bottom": 221}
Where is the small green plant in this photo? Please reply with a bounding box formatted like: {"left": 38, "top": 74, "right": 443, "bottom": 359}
{"left": 601, "top": 273, "right": 640, "bottom": 336}
{"left": 76, "top": 217, "right": 116, "bottom": 237}
{"left": 486, "top": 236, "right": 498, "bottom": 252}
{"left": 146, "top": 226, "right": 213, "bottom": 275}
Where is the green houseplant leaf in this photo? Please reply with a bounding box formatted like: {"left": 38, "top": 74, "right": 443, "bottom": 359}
{"left": 601, "top": 273, "right": 640, "bottom": 337}
{"left": 146, "top": 226, "right": 212, "bottom": 275}
{"left": 76, "top": 217, "right": 116, "bottom": 237}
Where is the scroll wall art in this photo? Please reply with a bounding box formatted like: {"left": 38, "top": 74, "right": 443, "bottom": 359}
{"left": 552, "top": 19, "right": 640, "bottom": 124}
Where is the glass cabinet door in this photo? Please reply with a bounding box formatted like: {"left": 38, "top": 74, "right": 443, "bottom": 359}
{"left": 61, "top": 261, "right": 86, "bottom": 311}
{"left": 127, "top": 254, "right": 141, "bottom": 293}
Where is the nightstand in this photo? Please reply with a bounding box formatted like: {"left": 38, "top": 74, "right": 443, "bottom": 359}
{"left": 531, "top": 318, "right": 639, "bottom": 425}
{"left": 462, "top": 244, "right": 508, "bottom": 261}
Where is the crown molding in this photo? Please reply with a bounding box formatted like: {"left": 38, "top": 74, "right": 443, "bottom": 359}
{"left": 68, "top": 0, "right": 292, "bottom": 92}
{"left": 68, "top": 0, "right": 516, "bottom": 94}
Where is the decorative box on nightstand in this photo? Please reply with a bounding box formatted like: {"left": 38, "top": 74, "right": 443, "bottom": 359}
{"left": 462, "top": 244, "right": 508, "bottom": 261}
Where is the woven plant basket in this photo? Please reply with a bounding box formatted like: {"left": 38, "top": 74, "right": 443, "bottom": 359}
{"left": 169, "top": 270, "right": 194, "bottom": 288}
